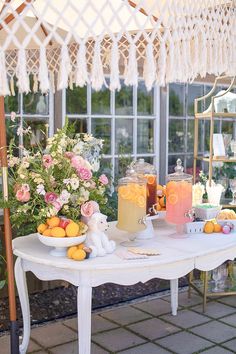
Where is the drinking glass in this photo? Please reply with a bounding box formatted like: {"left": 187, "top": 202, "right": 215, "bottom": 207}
{"left": 230, "top": 140, "right": 236, "bottom": 159}
{"left": 229, "top": 179, "right": 236, "bottom": 205}
{"left": 212, "top": 268, "right": 222, "bottom": 292}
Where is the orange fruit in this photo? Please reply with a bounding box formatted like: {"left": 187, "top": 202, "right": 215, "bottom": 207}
{"left": 145, "top": 174, "right": 156, "bottom": 185}
{"left": 162, "top": 186, "right": 166, "bottom": 196}
{"left": 67, "top": 246, "right": 78, "bottom": 259}
{"left": 37, "top": 223, "right": 48, "bottom": 234}
{"left": 167, "top": 194, "right": 178, "bottom": 205}
{"left": 51, "top": 226, "right": 66, "bottom": 237}
{"left": 154, "top": 202, "right": 162, "bottom": 211}
{"left": 71, "top": 249, "right": 86, "bottom": 261}
{"left": 119, "top": 186, "right": 131, "bottom": 200}
{"left": 156, "top": 184, "right": 164, "bottom": 197}
{"left": 66, "top": 222, "right": 80, "bottom": 237}
{"left": 78, "top": 243, "right": 85, "bottom": 249}
{"left": 159, "top": 196, "right": 166, "bottom": 207}
{"left": 204, "top": 221, "right": 215, "bottom": 234}
{"left": 42, "top": 228, "right": 52, "bottom": 237}
{"left": 46, "top": 216, "right": 60, "bottom": 228}
{"left": 213, "top": 223, "right": 222, "bottom": 233}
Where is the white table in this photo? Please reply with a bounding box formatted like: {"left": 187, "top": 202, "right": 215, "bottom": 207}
{"left": 13, "top": 220, "right": 236, "bottom": 354}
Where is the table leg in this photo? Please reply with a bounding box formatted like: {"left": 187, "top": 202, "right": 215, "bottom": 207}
{"left": 170, "top": 279, "right": 178, "bottom": 316}
{"left": 14, "top": 257, "right": 30, "bottom": 354}
{"left": 77, "top": 284, "right": 92, "bottom": 354}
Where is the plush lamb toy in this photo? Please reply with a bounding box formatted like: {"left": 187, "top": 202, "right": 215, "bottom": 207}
{"left": 85, "top": 212, "right": 116, "bottom": 257}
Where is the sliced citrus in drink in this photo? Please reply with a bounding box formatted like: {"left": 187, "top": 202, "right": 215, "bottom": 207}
{"left": 167, "top": 193, "right": 178, "bottom": 205}
{"left": 145, "top": 174, "right": 156, "bottom": 185}
{"left": 119, "top": 186, "right": 131, "bottom": 200}
{"left": 136, "top": 195, "right": 146, "bottom": 208}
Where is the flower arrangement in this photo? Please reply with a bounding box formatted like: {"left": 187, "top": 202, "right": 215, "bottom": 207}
{"left": 1, "top": 120, "right": 109, "bottom": 235}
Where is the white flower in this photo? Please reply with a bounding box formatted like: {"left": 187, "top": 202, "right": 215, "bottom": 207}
{"left": 59, "top": 190, "right": 71, "bottom": 204}
{"left": 8, "top": 156, "right": 19, "bottom": 167}
{"left": 21, "top": 157, "right": 30, "bottom": 168}
{"left": 36, "top": 184, "right": 45, "bottom": 195}
{"left": 17, "top": 127, "right": 24, "bottom": 136}
{"left": 19, "top": 174, "right": 26, "bottom": 180}
{"left": 22, "top": 184, "right": 30, "bottom": 192}
{"left": 72, "top": 141, "right": 84, "bottom": 154}
{"left": 70, "top": 178, "right": 80, "bottom": 190}
{"left": 79, "top": 187, "right": 89, "bottom": 202}
{"left": 10, "top": 111, "right": 16, "bottom": 122}
{"left": 63, "top": 178, "right": 70, "bottom": 186}
{"left": 34, "top": 177, "right": 44, "bottom": 184}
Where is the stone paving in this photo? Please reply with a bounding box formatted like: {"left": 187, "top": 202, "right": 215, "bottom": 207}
{"left": 1, "top": 288, "right": 236, "bottom": 353}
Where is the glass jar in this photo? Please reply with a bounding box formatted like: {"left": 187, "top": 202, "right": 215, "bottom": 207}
{"left": 116, "top": 175, "right": 147, "bottom": 233}
{"left": 129, "top": 158, "right": 157, "bottom": 215}
{"left": 166, "top": 159, "right": 192, "bottom": 226}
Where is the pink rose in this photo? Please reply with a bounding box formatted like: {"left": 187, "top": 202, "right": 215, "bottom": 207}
{"left": 51, "top": 200, "right": 62, "bottom": 211}
{"left": 89, "top": 180, "right": 96, "bottom": 189}
{"left": 44, "top": 192, "right": 58, "bottom": 204}
{"left": 43, "top": 155, "right": 53, "bottom": 168}
{"left": 21, "top": 183, "right": 30, "bottom": 192}
{"left": 99, "top": 174, "right": 108, "bottom": 185}
{"left": 81, "top": 201, "right": 96, "bottom": 218}
{"left": 16, "top": 189, "right": 30, "bottom": 202}
{"left": 71, "top": 156, "right": 86, "bottom": 170}
{"left": 64, "top": 152, "right": 75, "bottom": 159}
{"left": 77, "top": 167, "right": 92, "bottom": 180}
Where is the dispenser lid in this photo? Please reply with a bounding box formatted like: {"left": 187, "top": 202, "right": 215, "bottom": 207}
{"left": 167, "top": 159, "right": 192, "bottom": 181}
{"left": 128, "top": 158, "right": 156, "bottom": 175}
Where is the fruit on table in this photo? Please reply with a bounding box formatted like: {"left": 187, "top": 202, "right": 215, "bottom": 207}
{"left": 217, "top": 209, "right": 236, "bottom": 220}
{"left": 222, "top": 224, "right": 231, "bottom": 234}
{"left": 46, "top": 216, "right": 60, "bottom": 228}
{"left": 38, "top": 217, "right": 87, "bottom": 237}
{"left": 50, "top": 226, "right": 66, "bottom": 237}
{"left": 67, "top": 245, "right": 87, "bottom": 261}
{"left": 65, "top": 222, "right": 80, "bottom": 237}
{"left": 204, "top": 221, "right": 215, "bottom": 234}
{"left": 213, "top": 223, "right": 222, "bottom": 233}
{"left": 156, "top": 184, "right": 166, "bottom": 210}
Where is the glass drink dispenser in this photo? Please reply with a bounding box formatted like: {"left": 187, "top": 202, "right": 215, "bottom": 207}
{"left": 129, "top": 158, "right": 157, "bottom": 215}
{"left": 166, "top": 159, "right": 193, "bottom": 237}
{"left": 117, "top": 174, "right": 147, "bottom": 234}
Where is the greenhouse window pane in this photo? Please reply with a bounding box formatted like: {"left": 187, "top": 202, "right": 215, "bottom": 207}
{"left": 6, "top": 117, "right": 19, "bottom": 149}
{"left": 115, "top": 80, "right": 133, "bottom": 115}
{"left": 68, "top": 118, "right": 87, "bottom": 134}
{"left": 23, "top": 93, "right": 49, "bottom": 115}
{"left": 115, "top": 118, "right": 133, "bottom": 154}
{"left": 23, "top": 118, "right": 48, "bottom": 150}
{"left": 187, "top": 84, "right": 204, "bottom": 116}
{"left": 5, "top": 91, "right": 19, "bottom": 114}
{"left": 137, "top": 119, "right": 154, "bottom": 153}
{"left": 169, "top": 83, "right": 184, "bottom": 116}
{"left": 115, "top": 156, "right": 133, "bottom": 179}
{"left": 222, "top": 121, "right": 233, "bottom": 135}
{"left": 187, "top": 119, "right": 194, "bottom": 152}
{"left": 169, "top": 119, "right": 185, "bottom": 152}
{"left": 100, "top": 158, "right": 112, "bottom": 177}
{"left": 66, "top": 86, "right": 87, "bottom": 114}
{"left": 91, "top": 118, "right": 111, "bottom": 155}
{"left": 137, "top": 81, "right": 154, "bottom": 115}
{"left": 92, "top": 83, "right": 110, "bottom": 115}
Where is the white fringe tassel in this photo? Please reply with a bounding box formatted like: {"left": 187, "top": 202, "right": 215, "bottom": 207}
{"left": 38, "top": 46, "right": 50, "bottom": 93}
{"left": 124, "top": 42, "right": 138, "bottom": 86}
{"left": 143, "top": 42, "right": 156, "bottom": 91}
{"left": 157, "top": 40, "right": 166, "bottom": 86}
{"left": 33, "top": 73, "right": 38, "bottom": 93}
{"left": 110, "top": 40, "right": 120, "bottom": 91}
{"left": 10, "top": 76, "right": 15, "bottom": 96}
{"left": 0, "top": 49, "right": 10, "bottom": 96}
{"left": 58, "top": 44, "right": 71, "bottom": 90}
{"left": 91, "top": 40, "right": 105, "bottom": 91}
{"left": 16, "top": 48, "right": 30, "bottom": 94}
{"left": 76, "top": 42, "right": 89, "bottom": 87}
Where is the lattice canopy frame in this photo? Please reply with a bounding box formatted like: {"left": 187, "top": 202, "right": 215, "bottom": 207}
{"left": 0, "top": 0, "right": 235, "bottom": 96}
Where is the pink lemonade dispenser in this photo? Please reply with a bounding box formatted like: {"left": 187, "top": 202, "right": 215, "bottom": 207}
{"left": 166, "top": 159, "right": 193, "bottom": 237}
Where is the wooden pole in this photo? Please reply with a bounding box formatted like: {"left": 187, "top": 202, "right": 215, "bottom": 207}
{"left": 0, "top": 96, "right": 19, "bottom": 354}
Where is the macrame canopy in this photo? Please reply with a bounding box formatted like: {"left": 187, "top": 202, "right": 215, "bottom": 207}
{"left": 0, "top": 0, "right": 235, "bottom": 95}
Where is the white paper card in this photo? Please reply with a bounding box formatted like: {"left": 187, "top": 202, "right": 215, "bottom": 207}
{"left": 213, "top": 134, "right": 226, "bottom": 157}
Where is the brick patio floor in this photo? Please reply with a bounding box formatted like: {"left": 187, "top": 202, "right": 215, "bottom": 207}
{"left": 1, "top": 288, "right": 236, "bottom": 354}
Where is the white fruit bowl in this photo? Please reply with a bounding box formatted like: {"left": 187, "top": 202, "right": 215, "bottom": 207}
{"left": 37, "top": 233, "right": 86, "bottom": 257}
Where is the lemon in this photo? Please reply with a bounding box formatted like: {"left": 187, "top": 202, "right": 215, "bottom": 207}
{"left": 65, "top": 222, "right": 80, "bottom": 237}
{"left": 72, "top": 249, "right": 86, "bottom": 261}
{"left": 51, "top": 226, "right": 66, "bottom": 237}
{"left": 67, "top": 246, "right": 78, "bottom": 259}
{"left": 37, "top": 223, "right": 48, "bottom": 234}
{"left": 47, "top": 216, "right": 60, "bottom": 228}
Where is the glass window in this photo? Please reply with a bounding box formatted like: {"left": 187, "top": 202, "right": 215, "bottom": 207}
{"left": 115, "top": 118, "right": 133, "bottom": 154}
{"left": 68, "top": 118, "right": 87, "bottom": 134}
{"left": 100, "top": 158, "right": 112, "bottom": 177}
{"left": 23, "top": 118, "right": 48, "bottom": 149}
{"left": 91, "top": 118, "right": 111, "bottom": 154}
{"left": 4, "top": 91, "right": 19, "bottom": 114}
{"left": 169, "top": 83, "right": 184, "bottom": 116}
{"left": 168, "top": 155, "right": 185, "bottom": 173}
{"left": 137, "top": 119, "right": 154, "bottom": 154}
{"left": 169, "top": 119, "right": 185, "bottom": 152}
{"left": 115, "top": 156, "right": 133, "bottom": 179}
{"left": 137, "top": 81, "right": 154, "bottom": 115}
{"left": 92, "top": 83, "right": 110, "bottom": 115}
{"left": 6, "top": 117, "right": 19, "bottom": 148}
{"left": 66, "top": 86, "right": 87, "bottom": 114}
{"left": 115, "top": 80, "right": 133, "bottom": 115}
{"left": 23, "top": 93, "right": 49, "bottom": 115}
{"left": 222, "top": 121, "right": 233, "bottom": 135}
{"left": 187, "top": 119, "right": 194, "bottom": 152}
{"left": 187, "top": 84, "right": 204, "bottom": 116}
